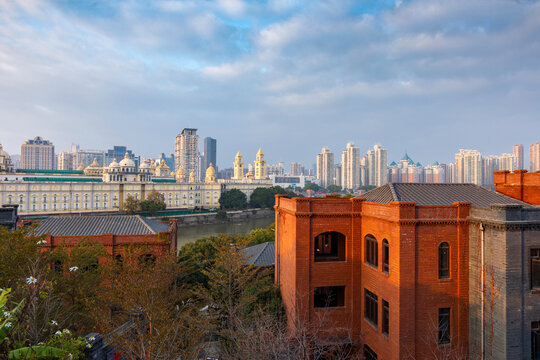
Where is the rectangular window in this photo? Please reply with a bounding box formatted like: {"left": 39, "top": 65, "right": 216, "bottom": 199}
{"left": 364, "top": 345, "right": 378, "bottom": 360}
{"left": 532, "top": 321, "right": 540, "bottom": 360}
{"left": 531, "top": 249, "right": 540, "bottom": 289}
{"left": 314, "top": 286, "right": 345, "bottom": 308}
{"left": 438, "top": 308, "right": 450, "bottom": 344}
{"left": 364, "top": 289, "right": 378, "bottom": 326}
{"left": 365, "top": 236, "right": 378, "bottom": 267}
{"left": 383, "top": 241, "right": 389, "bottom": 273}
{"left": 382, "top": 300, "right": 389, "bottom": 336}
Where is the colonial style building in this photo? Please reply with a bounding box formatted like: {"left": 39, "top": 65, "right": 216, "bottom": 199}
{"left": 274, "top": 183, "right": 539, "bottom": 360}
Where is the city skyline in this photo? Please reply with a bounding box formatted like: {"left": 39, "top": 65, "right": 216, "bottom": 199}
{"left": 1, "top": 0, "right": 539, "bottom": 166}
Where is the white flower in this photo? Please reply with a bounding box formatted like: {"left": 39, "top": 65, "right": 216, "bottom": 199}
{"left": 3, "top": 311, "right": 10, "bottom": 317}
{"left": 86, "top": 343, "right": 92, "bottom": 348}
{"left": 51, "top": 320, "right": 58, "bottom": 326}
{"left": 55, "top": 330, "right": 62, "bottom": 335}
{"left": 69, "top": 266, "right": 78, "bottom": 272}
{"left": 62, "top": 329, "right": 70, "bottom": 334}
{"left": 5, "top": 322, "right": 12, "bottom": 328}
{"left": 89, "top": 336, "right": 95, "bottom": 342}
{"left": 36, "top": 240, "right": 47, "bottom": 245}
{"left": 26, "top": 276, "right": 37, "bottom": 285}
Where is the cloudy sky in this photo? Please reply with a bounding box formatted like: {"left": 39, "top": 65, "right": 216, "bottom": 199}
{"left": 0, "top": 0, "right": 539, "bottom": 168}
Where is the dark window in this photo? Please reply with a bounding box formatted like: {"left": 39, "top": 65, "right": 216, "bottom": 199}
{"left": 382, "top": 239, "right": 389, "bottom": 273}
{"left": 439, "top": 242, "right": 450, "bottom": 279}
{"left": 364, "top": 289, "right": 378, "bottom": 326}
{"left": 532, "top": 321, "right": 540, "bottom": 360}
{"left": 438, "top": 308, "right": 450, "bottom": 344}
{"left": 138, "top": 254, "right": 156, "bottom": 268}
{"left": 314, "top": 286, "right": 345, "bottom": 308}
{"left": 382, "top": 300, "right": 389, "bottom": 336}
{"left": 314, "top": 231, "right": 345, "bottom": 262}
{"left": 365, "top": 235, "right": 378, "bottom": 267}
{"left": 54, "top": 260, "right": 63, "bottom": 273}
{"left": 531, "top": 249, "right": 540, "bottom": 289}
{"left": 364, "top": 345, "right": 378, "bottom": 360}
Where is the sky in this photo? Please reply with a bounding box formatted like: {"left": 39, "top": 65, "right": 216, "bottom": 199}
{"left": 0, "top": 0, "right": 539, "bottom": 169}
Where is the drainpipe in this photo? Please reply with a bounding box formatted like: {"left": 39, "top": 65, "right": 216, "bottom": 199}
{"left": 480, "top": 223, "right": 485, "bottom": 360}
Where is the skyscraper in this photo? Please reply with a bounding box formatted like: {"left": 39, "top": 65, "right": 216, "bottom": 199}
{"left": 366, "top": 144, "right": 388, "bottom": 187}
{"left": 482, "top": 155, "right": 499, "bottom": 187}
{"left": 175, "top": 128, "right": 201, "bottom": 181}
{"left": 202, "top": 137, "right": 217, "bottom": 180}
{"left": 455, "top": 149, "right": 483, "bottom": 185}
{"left": 513, "top": 144, "right": 524, "bottom": 169}
{"left": 530, "top": 142, "right": 540, "bottom": 172}
{"left": 341, "top": 142, "right": 360, "bottom": 190}
{"left": 290, "top": 162, "right": 303, "bottom": 176}
{"left": 21, "top": 136, "right": 55, "bottom": 170}
{"left": 316, "top": 147, "right": 334, "bottom": 188}
{"left": 57, "top": 151, "right": 74, "bottom": 171}
{"left": 498, "top": 153, "right": 516, "bottom": 171}
{"left": 105, "top": 146, "right": 140, "bottom": 169}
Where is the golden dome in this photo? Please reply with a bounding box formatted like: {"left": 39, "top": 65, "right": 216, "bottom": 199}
{"left": 189, "top": 171, "right": 195, "bottom": 182}
{"left": 170, "top": 171, "right": 175, "bottom": 177}
{"left": 206, "top": 163, "right": 216, "bottom": 177}
{"left": 119, "top": 152, "right": 135, "bottom": 167}
{"left": 76, "top": 163, "right": 84, "bottom": 171}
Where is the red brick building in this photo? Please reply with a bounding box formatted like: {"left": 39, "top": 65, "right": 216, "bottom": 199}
{"left": 494, "top": 169, "right": 540, "bottom": 205}
{"left": 274, "top": 183, "right": 530, "bottom": 359}
{"left": 33, "top": 215, "right": 177, "bottom": 262}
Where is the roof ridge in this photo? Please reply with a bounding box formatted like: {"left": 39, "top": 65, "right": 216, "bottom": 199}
{"left": 136, "top": 215, "right": 157, "bottom": 234}
{"left": 251, "top": 242, "right": 268, "bottom": 265}
{"left": 388, "top": 183, "right": 399, "bottom": 201}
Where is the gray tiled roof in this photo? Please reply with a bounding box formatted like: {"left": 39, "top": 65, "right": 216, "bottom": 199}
{"left": 360, "top": 183, "right": 533, "bottom": 208}
{"left": 243, "top": 241, "right": 275, "bottom": 267}
{"left": 33, "top": 215, "right": 171, "bottom": 236}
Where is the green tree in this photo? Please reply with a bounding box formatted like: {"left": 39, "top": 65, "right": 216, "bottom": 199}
{"left": 358, "top": 185, "right": 377, "bottom": 192}
{"left": 246, "top": 223, "right": 275, "bottom": 245}
{"left": 327, "top": 184, "right": 342, "bottom": 193}
{"left": 303, "top": 182, "right": 322, "bottom": 192}
{"left": 250, "top": 186, "right": 299, "bottom": 208}
{"left": 219, "top": 189, "right": 247, "bottom": 209}
{"left": 123, "top": 194, "right": 141, "bottom": 214}
{"left": 140, "top": 191, "right": 166, "bottom": 215}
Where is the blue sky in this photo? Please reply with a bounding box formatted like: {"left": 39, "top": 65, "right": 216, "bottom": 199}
{"left": 0, "top": 0, "right": 539, "bottom": 168}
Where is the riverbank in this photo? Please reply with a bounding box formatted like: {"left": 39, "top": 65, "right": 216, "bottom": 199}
{"left": 151, "top": 208, "right": 275, "bottom": 227}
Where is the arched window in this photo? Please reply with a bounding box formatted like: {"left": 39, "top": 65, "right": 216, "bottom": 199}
{"left": 439, "top": 242, "right": 450, "bottom": 279}
{"left": 365, "top": 235, "right": 378, "bottom": 267}
{"left": 314, "top": 231, "right": 345, "bottom": 262}
{"left": 382, "top": 239, "right": 389, "bottom": 273}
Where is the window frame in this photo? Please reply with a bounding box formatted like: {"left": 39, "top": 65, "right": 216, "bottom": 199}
{"left": 438, "top": 242, "right": 450, "bottom": 279}
{"left": 313, "top": 286, "right": 345, "bottom": 308}
{"left": 382, "top": 239, "right": 389, "bottom": 274}
{"left": 314, "top": 231, "right": 346, "bottom": 262}
{"left": 382, "top": 299, "right": 389, "bottom": 337}
{"left": 531, "top": 249, "right": 540, "bottom": 290}
{"left": 364, "top": 288, "right": 378, "bottom": 327}
{"left": 365, "top": 235, "right": 378, "bottom": 268}
{"left": 438, "top": 307, "right": 451, "bottom": 345}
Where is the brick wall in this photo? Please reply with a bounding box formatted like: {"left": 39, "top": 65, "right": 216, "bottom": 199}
{"left": 494, "top": 170, "right": 540, "bottom": 205}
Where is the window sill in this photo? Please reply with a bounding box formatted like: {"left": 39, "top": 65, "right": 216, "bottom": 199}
{"left": 314, "top": 259, "right": 347, "bottom": 263}
{"left": 364, "top": 263, "right": 378, "bottom": 271}
{"left": 364, "top": 318, "right": 378, "bottom": 331}
{"left": 438, "top": 277, "right": 452, "bottom": 282}
{"left": 314, "top": 306, "right": 346, "bottom": 311}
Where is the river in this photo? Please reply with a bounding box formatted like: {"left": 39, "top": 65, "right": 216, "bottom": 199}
{"left": 176, "top": 216, "right": 275, "bottom": 249}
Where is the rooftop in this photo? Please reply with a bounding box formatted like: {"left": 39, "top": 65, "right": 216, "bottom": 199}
{"left": 33, "top": 215, "right": 171, "bottom": 237}
{"left": 361, "top": 183, "right": 533, "bottom": 208}
{"left": 243, "top": 241, "right": 275, "bottom": 267}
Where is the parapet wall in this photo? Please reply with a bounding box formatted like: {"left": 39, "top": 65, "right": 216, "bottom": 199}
{"left": 494, "top": 170, "right": 540, "bottom": 205}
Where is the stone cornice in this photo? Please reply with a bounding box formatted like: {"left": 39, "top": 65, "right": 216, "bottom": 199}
{"left": 469, "top": 217, "right": 540, "bottom": 231}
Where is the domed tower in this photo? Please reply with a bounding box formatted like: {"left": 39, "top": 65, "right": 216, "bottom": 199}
{"left": 175, "top": 166, "right": 186, "bottom": 183}
{"left": 154, "top": 159, "right": 171, "bottom": 177}
{"left": 0, "top": 143, "right": 14, "bottom": 173}
{"left": 205, "top": 163, "right": 216, "bottom": 183}
{"left": 138, "top": 160, "right": 152, "bottom": 182}
{"left": 233, "top": 151, "right": 244, "bottom": 180}
{"left": 254, "top": 148, "right": 266, "bottom": 180}
{"left": 84, "top": 158, "right": 103, "bottom": 176}
{"left": 189, "top": 171, "right": 196, "bottom": 183}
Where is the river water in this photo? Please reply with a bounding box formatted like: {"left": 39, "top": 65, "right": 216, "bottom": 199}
{"left": 176, "top": 217, "right": 275, "bottom": 249}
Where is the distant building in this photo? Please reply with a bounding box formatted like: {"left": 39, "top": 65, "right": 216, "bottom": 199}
{"left": 290, "top": 162, "right": 304, "bottom": 176}
{"left": 233, "top": 152, "right": 244, "bottom": 180}
{"left": 105, "top": 146, "right": 139, "bottom": 170}
{"left": 0, "top": 143, "right": 14, "bottom": 173}
{"left": 455, "top": 149, "right": 483, "bottom": 185}
{"left": 334, "top": 163, "right": 342, "bottom": 187}
{"left": 530, "top": 142, "right": 540, "bottom": 172}
{"left": 267, "top": 163, "right": 284, "bottom": 177}
{"left": 156, "top": 153, "right": 174, "bottom": 171}
{"left": 498, "top": 153, "right": 516, "bottom": 171}
{"left": 270, "top": 175, "right": 306, "bottom": 189}
{"left": 254, "top": 149, "right": 267, "bottom": 180}
{"left": 424, "top": 162, "right": 446, "bottom": 183}
{"left": 482, "top": 155, "right": 499, "bottom": 188}
{"left": 341, "top": 142, "right": 360, "bottom": 190}
{"left": 513, "top": 144, "right": 524, "bottom": 169}
{"left": 366, "top": 144, "right": 388, "bottom": 187}
{"left": 73, "top": 149, "right": 105, "bottom": 170}
{"left": 217, "top": 167, "right": 234, "bottom": 180}
{"left": 21, "top": 136, "right": 55, "bottom": 170}
{"left": 175, "top": 128, "right": 201, "bottom": 182}
{"left": 316, "top": 147, "right": 334, "bottom": 188}
{"left": 202, "top": 137, "right": 217, "bottom": 179}
{"left": 57, "top": 151, "right": 74, "bottom": 171}
{"left": 388, "top": 153, "right": 423, "bottom": 183}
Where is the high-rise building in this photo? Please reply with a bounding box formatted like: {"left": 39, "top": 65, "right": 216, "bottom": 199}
{"left": 334, "top": 163, "right": 342, "bottom": 187}
{"left": 175, "top": 128, "right": 201, "bottom": 182}
{"left": 21, "top": 136, "right": 55, "bottom": 170}
{"left": 366, "top": 144, "right": 388, "bottom": 187}
{"left": 513, "top": 144, "right": 524, "bottom": 169}
{"left": 290, "top": 162, "right": 303, "bottom": 176}
{"left": 267, "top": 163, "right": 284, "bottom": 177}
{"left": 57, "top": 151, "right": 74, "bottom": 171}
{"left": 254, "top": 149, "right": 267, "bottom": 180}
{"left": 482, "top": 155, "right": 499, "bottom": 187}
{"left": 316, "top": 147, "right": 334, "bottom": 188}
{"left": 530, "top": 142, "right": 540, "bottom": 172}
{"left": 341, "top": 142, "right": 360, "bottom": 190}
{"left": 202, "top": 137, "right": 217, "bottom": 178}
{"left": 105, "top": 146, "right": 140, "bottom": 169}
{"left": 455, "top": 149, "right": 483, "bottom": 185}
{"left": 73, "top": 149, "right": 105, "bottom": 170}
{"left": 498, "top": 153, "right": 516, "bottom": 171}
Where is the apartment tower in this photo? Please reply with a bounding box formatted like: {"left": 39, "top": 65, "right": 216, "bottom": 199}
{"left": 513, "top": 144, "right": 524, "bottom": 169}
{"left": 341, "top": 142, "right": 360, "bottom": 190}
{"left": 455, "top": 149, "right": 483, "bottom": 185}
{"left": 530, "top": 143, "right": 540, "bottom": 172}
{"left": 316, "top": 147, "right": 334, "bottom": 188}
{"left": 175, "top": 128, "right": 201, "bottom": 182}
{"left": 21, "top": 136, "right": 55, "bottom": 170}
